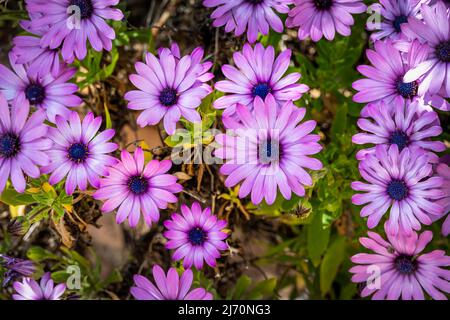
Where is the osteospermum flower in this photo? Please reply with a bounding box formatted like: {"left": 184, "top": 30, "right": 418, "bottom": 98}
{"left": 12, "top": 272, "right": 66, "bottom": 300}
{"left": 0, "top": 94, "right": 52, "bottom": 194}
{"left": 352, "top": 40, "right": 430, "bottom": 110}
{"left": 164, "top": 202, "right": 228, "bottom": 270}
{"left": 131, "top": 265, "right": 213, "bottom": 300}
{"left": 203, "top": 0, "right": 291, "bottom": 43}
{"left": 125, "top": 44, "right": 213, "bottom": 135}
{"left": 402, "top": 2, "right": 450, "bottom": 98}
{"left": 0, "top": 255, "right": 36, "bottom": 287}
{"left": 0, "top": 53, "right": 82, "bottom": 123}
{"left": 215, "top": 95, "right": 323, "bottom": 205}
{"left": 367, "top": 0, "right": 424, "bottom": 41}
{"left": 25, "top": 0, "right": 124, "bottom": 62}
{"left": 286, "top": 0, "right": 367, "bottom": 41}
{"left": 352, "top": 144, "right": 444, "bottom": 235}
{"left": 42, "top": 112, "right": 118, "bottom": 195}
{"left": 93, "top": 147, "right": 183, "bottom": 227}
{"left": 434, "top": 161, "right": 450, "bottom": 237}
{"left": 12, "top": 21, "right": 61, "bottom": 78}
{"left": 214, "top": 43, "right": 309, "bottom": 116}
{"left": 350, "top": 224, "right": 450, "bottom": 300}
{"left": 352, "top": 100, "right": 445, "bottom": 161}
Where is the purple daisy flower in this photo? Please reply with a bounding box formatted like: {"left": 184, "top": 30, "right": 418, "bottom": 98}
{"left": 213, "top": 43, "right": 309, "bottom": 116}
{"left": 286, "top": 0, "right": 367, "bottom": 41}
{"left": 131, "top": 265, "right": 213, "bottom": 300}
{"left": 350, "top": 223, "right": 450, "bottom": 300}
{"left": 41, "top": 112, "right": 118, "bottom": 195}
{"left": 0, "top": 255, "right": 36, "bottom": 287}
{"left": 0, "top": 94, "right": 52, "bottom": 194}
{"left": 93, "top": 147, "right": 183, "bottom": 228}
{"left": 215, "top": 95, "right": 323, "bottom": 205}
{"left": 402, "top": 2, "right": 450, "bottom": 98}
{"left": 352, "top": 39, "right": 430, "bottom": 109}
{"left": 12, "top": 20, "right": 61, "bottom": 78}
{"left": 367, "top": 0, "right": 425, "bottom": 41}
{"left": 352, "top": 100, "right": 445, "bottom": 161}
{"left": 203, "top": 0, "right": 292, "bottom": 43}
{"left": 0, "top": 53, "right": 82, "bottom": 123}
{"left": 25, "top": 0, "right": 124, "bottom": 63}
{"left": 434, "top": 161, "right": 450, "bottom": 237}
{"left": 351, "top": 144, "right": 444, "bottom": 235}
{"left": 163, "top": 202, "right": 229, "bottom": 270}
{"left": 125, "top": 44, "right": 213, "bottom": 135}
{"left": 12, "top": 272, "right": 66, "bottom": 300}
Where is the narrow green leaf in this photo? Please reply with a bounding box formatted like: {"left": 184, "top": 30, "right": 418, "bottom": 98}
{"left": 307, "top": 211, "right": 330, "bottom": 267}
{"left": 232, "top": 275, "right": 251, "bottom": 300}
{"left": 320, "top": 236, "right": 347, "bottom": 296}
{"left": 0, "top": 188, "right": 36, "bottom": 206}
{"left": 104, "top": 102, "right": 112, "bottom": 129}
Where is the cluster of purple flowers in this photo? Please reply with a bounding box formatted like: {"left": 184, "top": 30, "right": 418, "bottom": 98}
{"left": 203, "top": 0, "right": 367, "bottom": 42}
{"left": 2, "top": 0, "right": 448, "bottom": 301}
{"left": 350, "top": 0, "right": 450, "bottom": 300}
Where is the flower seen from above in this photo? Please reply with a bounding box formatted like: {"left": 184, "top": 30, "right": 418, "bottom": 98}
{"left": 0, "top": 53, "right": 82, "bottom": 123}
{"left": 93, "top": 147, "right": 183, "bottom": 228}
{"left": 213, "top": 43, "right": 309, "bottom": 117}
{"left": 350, "top": 224, "right": 450, "bottom": 300}
{"left": 366, "top": 0, "right": 424, "bottom": 41}
{"left": 434, "top": 160, "right": 450, "bottom": 237}
{"left": 0, "top": 94, "right": 52, "bottom": 194}
{"left": 12, "top": 272, "right": 66, "bottom": 300}
{"left": 215, "top": 95, "right": 323, "bottom": 205}
{"left": 125, "top": 43, "right": 213, "bottom": 135}
{"left": 164, "top": 202, "right": 229, "bottom": 270}
{"left": 402, "top": 2, "right": 450, "bottom": 98}
{"left": 352, "top": 100, "right": 445, "bottom": 161}
{"left": 42, "top": 112, "right": 118, "bottom": 195}
{"left": 286, "top": 0, "right": 367, "bottom": 41}
{"left": 24, "top": 0, "right": 124, "bottom": 62}
{"left": 130, "top": 265, "right": 213, "bottom": 300}
{"left": 203, "top": 0, "right": 292, "bottom": 43}
{"left": 353, "top": 40, "right": 430, "bottom": 109}
{"left": 352, "top": 144, "right": 444, "bottom": 235}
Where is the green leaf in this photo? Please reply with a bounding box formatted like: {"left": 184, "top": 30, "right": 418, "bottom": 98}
{"left": 248, "top": 278, "right": 277, "bottom": 300}
{"left": 104, "top": 102, "right": 112, "bottom": 129}
{"left": 0, "top": 188, "right": 36, "bottom": 206}
{"left": 27, "top": 246, "right": 59, "bottom": 262}
{"left": 330, "top": 102, "right": 348, "bottom": 139}
{"left": 307, "top": 211, "right": 330, "bottom": 267}
{"left": 230, "top": 275, "right": 251, "bottom": 300}
{"left": 320, "top": 236, "right": 347, "bottom": 296}
{"left": 51, "top": 271, "right": 70, "bottom": 283}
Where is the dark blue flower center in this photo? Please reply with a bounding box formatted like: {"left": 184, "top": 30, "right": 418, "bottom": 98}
{"left": 68, "top": 143, "right": 88, "bottom": 163}
{"left": 396, "top": 80, "right": 418, "bottom": 99}
{"left": 314, "top": 0, "right": 333, "bottom": 10}
{"left": 159, "top": 88, "right": 178, "bottom": 107}
{"left": 252, "top": 83, "right": 271, "bottom": 99}
{"left": 25, "top": 84, "right": 45, "bottom": 105}
{"left": 394, "top": 255, "right": 417, "bottom": 275}
{"left": 0, "top": 133, "right": 20, "bottom": 158}
{"left": 393, "top": 15, "right": 408, "bottom": 33}
{"left": 389, "top": 131, "right": 408, "bottom": 151}
{"left": 247, "top": 0, "right": 264, "bottom": 4}
{"left": 387, "top": 179, "right": 408, "bottom": 201}
{"left": 258, "top": 138, "right": 280, "bottom": 164}
{"left": 436, "top": 41, "right": 450, "bottom": 63}
{"left": 128, "top": 176, "right": 149, "bottom": 195}
{"left": 188, "top": 227, "right": 207, "bottom": 246}
{"left": 69, "top": 0, "right": 93, "bottom": 19}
